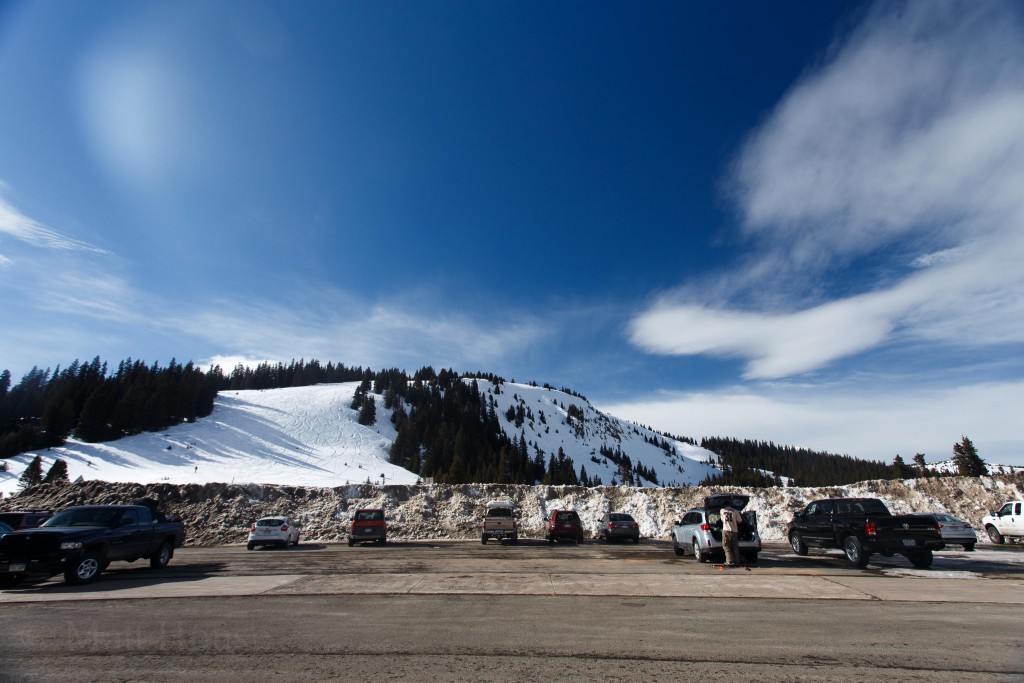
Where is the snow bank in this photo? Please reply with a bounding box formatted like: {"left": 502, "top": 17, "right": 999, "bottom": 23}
{"left": 4, "top": 475, "right": 1021, "bottom": 546}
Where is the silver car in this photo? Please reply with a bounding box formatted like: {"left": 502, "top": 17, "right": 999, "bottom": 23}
{"left": 247, "top": 516, "right": 301, "bottom": 550}
{"left": 911, "top": 513, "right": 977, "bottom": 551}
{"left": 671, "top": 494, "right": 761, "bottom": 564}
{"left": 599, "top": 512, "right": 640, "bottom": 544}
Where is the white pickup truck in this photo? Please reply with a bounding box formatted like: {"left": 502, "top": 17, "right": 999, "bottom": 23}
{"left": 481, "top": 500, "right": 518, "bottom": 544}
{"left": 981, "top": 500, "right": 1024, "bottom": 544}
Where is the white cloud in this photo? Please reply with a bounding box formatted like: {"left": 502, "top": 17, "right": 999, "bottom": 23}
{"left": 630, "top": 2, "right": 1024, "bottom": 379}
{"left": 600, "top": 380, "right": 1024, "bottom": 467}
{"left": 0, "top": 189, "right": 107, "bottom": 254}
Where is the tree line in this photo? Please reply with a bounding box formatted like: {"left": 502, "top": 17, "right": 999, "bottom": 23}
{"left": 698, "top": 435, "right": 989, "bottom": 487}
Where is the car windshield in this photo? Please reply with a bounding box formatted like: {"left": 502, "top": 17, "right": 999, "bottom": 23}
{"left": 0, "top": 522, "right": 13, "bottom": 535}
{"left": 256, "top": 518, "right": 286, "bottom": 527}
{"left": 356, "top": 510, "right": 383, "bottom": 521}
{"left": 43, "top": 508, "right": 120, "bottom": 528}
{"left": 557, "top": 512, "right": 579, "bottom": 521}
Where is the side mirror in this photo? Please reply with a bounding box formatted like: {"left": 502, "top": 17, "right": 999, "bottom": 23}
{"left": 794, "top": 511, "right": 804, "bottom": 519}
{"left": 673, "top": 520, "right": 682, "bottom": 527}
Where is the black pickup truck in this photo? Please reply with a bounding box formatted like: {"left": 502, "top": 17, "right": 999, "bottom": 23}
{"left": 0, "top": 504, "right": 185, "bottom": 587}
{"left": 787, "top": 498, "right": 944, "bottom": 568}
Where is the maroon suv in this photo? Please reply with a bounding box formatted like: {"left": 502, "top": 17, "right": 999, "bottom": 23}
{"left": 348, "top": 508, "right": 387, "bottom": 546}
{"left": 545, "top": 509, "right": 584, "bottom": 544}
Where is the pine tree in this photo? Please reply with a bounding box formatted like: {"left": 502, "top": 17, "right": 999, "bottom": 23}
{"left": 912, "top": 453, "right": 928, "bottom": 475}
{"left": 358, "top": 396, "right": 377, "bottom": 426}
{"left": 891, "top": 454, "right": 909, "bottom": 479}
{"left": 952, "top": 436, "right": 988, "bottom": 476}
{"left": 43, "top": 458, "right": 69, "bottom": 484}
{"left": 19, "top": 454, "right": 43, "bottom": 489}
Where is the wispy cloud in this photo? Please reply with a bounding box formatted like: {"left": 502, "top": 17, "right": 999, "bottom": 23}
{"left": 629, "top": 2, "right": 1024, "bottom": 379}
{"left": 182, "top": 292, "right": 549, "bottom": 374}
{"left": 600, "top": 379, "right": 1024, "bottom": 466}
{"left": 0, "top": 187, "right": 108, "bottom": 254}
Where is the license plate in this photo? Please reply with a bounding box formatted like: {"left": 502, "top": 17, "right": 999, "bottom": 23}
{"left": 902, "top": 539, "right": 917, "bottom": 547}
{"left": 493, "top": 532, "right": 505, "bottom": 537}
{"left": 5, "top": 563, "right": 26, "bottom": 572}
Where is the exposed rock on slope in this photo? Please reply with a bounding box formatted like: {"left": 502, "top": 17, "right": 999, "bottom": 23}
{"left": 4, "top": 475, "right": 1022, "bottom": 546}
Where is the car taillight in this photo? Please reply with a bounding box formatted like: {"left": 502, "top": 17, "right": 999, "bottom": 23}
{"left": 632, "top": 523, "right": 638, "bottom": 529}
{"left": 700, "top": 523, "right": 710, "bottom": 531}
{"left": 249, "top": 525, "right": 255, "bottom": 532}
{"left": 865, "top": 520, "right": 877, "bottom": 536}
{"left": 280, "top": 525, "right": 289, "bottom": 531}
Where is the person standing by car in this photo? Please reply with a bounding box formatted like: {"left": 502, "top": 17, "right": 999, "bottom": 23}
{"left": 721, "top": 504, "right": 742, "bottom": 567}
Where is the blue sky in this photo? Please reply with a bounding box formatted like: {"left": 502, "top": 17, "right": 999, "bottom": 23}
{"left": 2, "top": 1, "right": 1023, "bottom": 466}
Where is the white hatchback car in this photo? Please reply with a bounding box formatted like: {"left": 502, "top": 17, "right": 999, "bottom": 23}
{"left": 247, "top": 516, "right": 301, "bottom": 550}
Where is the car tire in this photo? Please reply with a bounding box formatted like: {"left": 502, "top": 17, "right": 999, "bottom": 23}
{"left": 247, "top": 542, "right": 255, "bottom": 551}
{"left": 986, "top": 526, "right": 1005, "bottom": 544}
{"left": 481, "top": 535, "right": 487, "bottom": 545}
{"left": 279, "top": 541, "right": 289, "bottom": 550}
{"left": 692, "top": 539, "right": 707, "bottom": 563}
{"left": 743, "top": 551, "right": 759, "bottom": 564}
{"left": 150, "top": 542, "right": 173, "bottom": 569}
{"left": 842, "top": 536, "right": 870, "bottom": 568}
{"left": 963, "top": 543, "right": 975, "bottom": 552}
{"left": 293, "top": 534, "right": 300, "bottom": 547}
{"left": 672, "top": 537, "right": 685, "bottom": 556}
{"left": 789, "top": 530, "right": 808, "bottom": 556}
{"left": 577, "top": 536, "right": 584, "bottom": 544}
{"left": 632, "top": 536, "right": 640, "bottom": 545}
{"left": 510, "top": 533, "right": 518, "bottom": 544}
{"left": 907, "top": 549, "right": 933, "bottom": 568}
{"left": 65, "top": 552, "right": 104, "bottom": 586}
{"left": 380, "top": 538, "right": 387, "bottom": 546}
{"left": 347, "top": 538, "right": 354, "bottom": 547}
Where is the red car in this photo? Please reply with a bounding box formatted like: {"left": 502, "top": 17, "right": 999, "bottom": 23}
{"left": 545, "top": 509, "right": 584, "bottom": 544}
{"left": 348, "top": 508, "right": 387, "bottom": 546}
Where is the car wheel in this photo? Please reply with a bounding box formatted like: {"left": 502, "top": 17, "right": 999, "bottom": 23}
{"left": 743, "top": 551, "right": 759, "bottom": 564}
{"left": 577, "top": 535, "right": 584, "bottom": 544}
{"left": 481, "top": 534, "right": 487, "bottom": 545}
{"left": 510, "top": 534, "right": 518, "bottom": 544}
{"left": 632, "top": 536, "right": 640, "bottom": 545}
{"left": 380, "top": 538, "right": 387, "bottom": 546}
{"left": 347, "top": 538, "right": 354, "bottom": 547}
{"left": 963, "top": 543, "right": 975, "bottom": 552}
{"left": 65, "top": 552, "right": 103, "bottom": 585}
{"left": 986, "top": 526, "right": 1005, "bottom": 544}
{"left": 293, "top": 534, "right": 300, "bottom": 547}
{"left": 907, "top": 549, "right": 933, "bottom": 568}
{"left": 0, "top": 574, "right": 26, "bottom": 588}
{"left": 247, "top": 542, "right": 255, "bottom": 551}
{"left": 842, "top": 536, "right": 870, "bottom": 568}
{"left": 279, "top": 541, "right": 289, "bottom": 550}
{"left": 789, "top": 530, "right": 808, "bottom": 556}
{"left": 672, "top": 537, "right": 685, "bottom": 556}
{"left": 150, "top": 542, "right": 173, "bottom": 569}
{"left": 692, "top": 539, "right": 707, "bottom": 563}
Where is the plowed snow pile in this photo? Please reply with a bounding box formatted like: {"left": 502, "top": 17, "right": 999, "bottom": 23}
{"left": 4, "top": 475, "right": 1022, "bottom": 546}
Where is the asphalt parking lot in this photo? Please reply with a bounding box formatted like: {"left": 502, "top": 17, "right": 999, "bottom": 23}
{"left": 2, "top": 541, "right": 1023, "bottom": 682}
{"left": 2, "top": 540, "right": 1023, "bottom": 603}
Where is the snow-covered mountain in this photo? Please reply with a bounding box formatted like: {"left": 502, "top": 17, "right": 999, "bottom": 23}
{"left": 0, "top": 381, "right": 723, "bottom": 497}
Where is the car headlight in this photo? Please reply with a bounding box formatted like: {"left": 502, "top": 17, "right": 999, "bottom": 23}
{"left": 60, "top": 541, "right": 83, "bottom": 550}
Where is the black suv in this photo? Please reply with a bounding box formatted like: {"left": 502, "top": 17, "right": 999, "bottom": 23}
{"left": 0, "top": 510, "right": 53, "bottom": 530}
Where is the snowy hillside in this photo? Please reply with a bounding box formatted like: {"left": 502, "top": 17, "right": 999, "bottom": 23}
{"left": 475, "top": 379, "right": 720, "bottom": 487}
{"left": 0, "top": 381, "right": 723, "bottom": 497}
